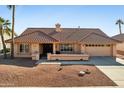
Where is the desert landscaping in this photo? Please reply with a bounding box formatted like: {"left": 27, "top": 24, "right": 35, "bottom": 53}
{"left": 0, "top": 60, "right": 117, "bottom": 87}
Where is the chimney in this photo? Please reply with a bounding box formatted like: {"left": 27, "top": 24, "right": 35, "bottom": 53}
{"left": 55, "top": 23, "right": 61, "bottom": 32}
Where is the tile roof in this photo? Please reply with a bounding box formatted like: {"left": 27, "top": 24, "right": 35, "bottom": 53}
{"left": 80, "top": 32, "right": 120, "bottom": 44}
{"left": 6, "top": 27, "right": 120, "bottom": 44}
{"left": 20, "top": 28, "right": 108, "bottom": 42}
{"left": 6, "top": 31, "right": 58, "bottom": 43}
{"left": 112, "top": 34, "right": 124, "bottom": 42}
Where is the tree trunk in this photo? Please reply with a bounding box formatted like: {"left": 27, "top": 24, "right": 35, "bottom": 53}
{"left": 0, "top": 26, "right": 7, "bottom": 59}
{"left": 119, "top": 23, "right": 122, "bottom": 34}
{"left": 11, "top": 5, "right": 15, "bottom": 59}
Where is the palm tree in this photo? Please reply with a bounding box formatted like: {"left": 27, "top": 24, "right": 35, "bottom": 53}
{"left": 0, "top": 17, "right": 11, "bottom": 58}
{"left": 7, "top": 5, "right": 15, "bottom": 59}
{"left": 116, "top": 19, "right": 124, "bottom": 34}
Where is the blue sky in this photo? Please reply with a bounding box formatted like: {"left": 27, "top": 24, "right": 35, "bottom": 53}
{"left": 0, "top": 5, "right": 124, "bottom": 36}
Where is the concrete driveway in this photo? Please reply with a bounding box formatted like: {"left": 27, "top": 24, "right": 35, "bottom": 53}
{"left": 56, "top": 57, "right": 124, "bottom": 66}
{"left": 38, "top": 56, "right": 124, "bottom": 66}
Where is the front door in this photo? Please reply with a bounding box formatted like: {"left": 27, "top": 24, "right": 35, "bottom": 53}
{"left": 42, "top": 44, "right": 53, "bottom": 56}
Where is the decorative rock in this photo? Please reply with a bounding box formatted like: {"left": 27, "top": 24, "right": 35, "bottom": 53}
{"left": 78, "top": 71, "right": 86, "bottom": 76}
{"left": 58, "top": 67, "right": 63, "bottom": 71}
{"left": 84, "top": 69, "right": 91, "bottom": 74}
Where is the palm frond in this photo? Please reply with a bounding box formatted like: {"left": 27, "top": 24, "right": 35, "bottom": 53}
{"left": 3, "top": 27, "right": 11, "bottom": 36}
{"left": 4, "top": 30, "right": 11, "bottom": 36}
{"left": 3, "top": 20, "right": 11, "bottom": 27}
{"left": 116, "top": 19, "right": 124, "bottom": 25}
{"left": 0, "top": 17, "right": 5, "bottom": 24}
{"left": 7, "top": 5, "right": 12, "bottom": 9}
{"left": 115, "top": 22, "right": 118, "bottom": 25}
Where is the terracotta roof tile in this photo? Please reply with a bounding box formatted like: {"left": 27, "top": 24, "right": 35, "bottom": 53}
{"left": 6, "top": 27, "right": 119, "bottom": 44}
{"left": 20, "top": 28, "right": 107, "bottom": 42}
{"left": 80, "top": 33, "right": 120, "bottom": 44}
{"left": 6, "top": 31, "right": 58, "bottom": 43}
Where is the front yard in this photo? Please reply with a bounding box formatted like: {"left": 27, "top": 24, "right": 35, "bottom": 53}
{"left": 0, "top": 59, "right": 117, "bottom": 87}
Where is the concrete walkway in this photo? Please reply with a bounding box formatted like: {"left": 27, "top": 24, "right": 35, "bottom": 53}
{"left": 97, "top": 66, "right": 124, "bottom": 87}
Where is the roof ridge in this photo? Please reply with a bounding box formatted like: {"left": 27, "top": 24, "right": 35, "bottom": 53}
{"left": 5, "top": 30, "right": 58, "bottom": 43}
{"left": 91, "top": 32, "right": 121, "bottom": 42}
{"left": 79, "top": 32, "right": 94, "bottom": 42}
{"left": 81, "top": 32, "right": 121, "bottom": 43}
{"left": 26, "top": 27, "right": 100, "bottom": 30}
{"left": 35, "top": 30, "right": 58, "bottom": 41}
{"left": 13, "top": 30, "right": 58, "bottom": 42}
{"left": 64, "top": 30, "right": 77, "bottom": 40}
{"left": 21, "top": 30, "right": 57, "bottom": 40}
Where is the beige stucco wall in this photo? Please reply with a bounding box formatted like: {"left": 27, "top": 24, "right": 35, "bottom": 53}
{"left": 112, "top": 44, "right": 116, "bottom": 57}
{"left": 74, "top": 43, "right": 81, "bottom": 53}
{"left": 14, "top": 43, "right": 31, "bottom": 57}
{"left": 56, "top": 43, "right": 60, "bottom": 51}
{"left": 116, "top": 42, "right": 124, "bottom": 58}
{"left": 80, "top": 44, "right": 85, "bottom": 53}
{"left": 14, "top": 43, "right": 40, "bottom": 58}
{"left": 116, "top": 42, "right": 124, "bottom": 51}
{"left": 31, "top": 43, "right": 39, "bottom": 54}
{"left": 14, "top": 42, "right": 116, "bottom": 59}
{"left": 48, "top": 53, "right": 89, "bottom": 60}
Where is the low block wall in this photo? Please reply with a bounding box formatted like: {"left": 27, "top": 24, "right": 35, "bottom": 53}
{"left": 47, "top": 53, "right": 89, "bottom": 61}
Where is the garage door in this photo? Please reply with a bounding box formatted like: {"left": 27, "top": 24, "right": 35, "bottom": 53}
{"left": 85, "top": 45, "right": 112, "bottom": 56}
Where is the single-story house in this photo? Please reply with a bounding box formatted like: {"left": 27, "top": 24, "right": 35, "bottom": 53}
{"left": 6, "top": 23, "right": 120, "bottom": 60}
{"left": 112, "top": 34, "right": 124, "bottom": 59}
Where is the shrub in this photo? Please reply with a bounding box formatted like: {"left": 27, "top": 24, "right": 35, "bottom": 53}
{"left": 0, "top": 48, "right": 10, "bottom": 53}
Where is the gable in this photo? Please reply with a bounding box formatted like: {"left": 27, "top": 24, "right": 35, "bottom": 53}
{"left": 20, "top": 28, "right": 108, "bottom": 42}
{"left": 80, "top": 33, "right": 119, "bottom": 44}
{"left": 6, "top": 31, "right": 58, "bottom": 43}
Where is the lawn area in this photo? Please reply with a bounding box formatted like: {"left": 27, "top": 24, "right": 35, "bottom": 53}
{"left": 0, "top": 62, "right": 117, "bottom": 87}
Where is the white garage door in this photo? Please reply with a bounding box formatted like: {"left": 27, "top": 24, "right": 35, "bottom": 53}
{"left": 86, "top": 45, "right": 112, "bottom": 56}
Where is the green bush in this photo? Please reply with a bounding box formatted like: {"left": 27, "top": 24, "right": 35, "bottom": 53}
{"left": 0, "top": 48, "right": 10, "bottom": 53}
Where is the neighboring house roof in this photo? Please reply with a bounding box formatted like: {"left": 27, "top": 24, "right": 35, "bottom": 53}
{"left": 112, "top": 34, "right": 124, "bottom": 42}
{"left": 6, "top": 27, "right": 120, "bottom": 44}
{"left": 6, "top": 31, "right": 58, "bottom": 43}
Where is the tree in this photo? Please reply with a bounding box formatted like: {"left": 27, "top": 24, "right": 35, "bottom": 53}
{"left": 7, "top": 5, "right": 15, "bottom": 59}
{"left": 116, "top": 19, "right": 124, "bottom": 34}
{"left": 0, "top": 17, "right": 11, "bottom": 58}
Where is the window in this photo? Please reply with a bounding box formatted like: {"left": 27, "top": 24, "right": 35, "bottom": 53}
{"left": 85, "top": 44, "right": 107, "bottom": 47}
{"left": 106, "top": 44, "right": 111, "bottom": 47}
{"left": 60, "top": 44, "right": 73, "bottom": 52}
{"left": 20, "top": 44, "right": 29, "bottom": 53}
